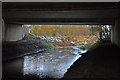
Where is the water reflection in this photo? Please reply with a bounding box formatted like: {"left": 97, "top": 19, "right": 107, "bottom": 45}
{"left": 24, "top": 44, "right": 87, "bottom": 78}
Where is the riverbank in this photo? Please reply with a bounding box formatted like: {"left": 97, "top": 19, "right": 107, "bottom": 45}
{"left": 63, "top": 39, "right": 120, "bottom": 79}
{"left": 2, "top": 37, "right": 54, "bottom": 61}
{"left": 2, "top": 34, "right": 97, "bottom": 61}
{"left": 3, "top": 38, "right": 89, "bottom": 79}
{"left": 3, "top": 41, "right": 88, "bottom": 79}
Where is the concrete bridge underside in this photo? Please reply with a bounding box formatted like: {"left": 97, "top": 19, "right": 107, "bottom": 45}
{"left": 2, "top": 2, "right": 120, "bottom": 47}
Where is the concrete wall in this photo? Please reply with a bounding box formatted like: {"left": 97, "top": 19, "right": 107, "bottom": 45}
{"left": 2, "top": 19, "right": 5, "bottom": 41}
{"left": 111, "top": 19, "right": 120, "bottom": 47}
{"left": 3, "top": 57, "right": 24, "bottom": 78}
{"left": 4, "top": 23, "right": 25, "bottom": 41}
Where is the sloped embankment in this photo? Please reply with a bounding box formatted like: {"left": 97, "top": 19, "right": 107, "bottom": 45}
{"left": 2, "top": 38, "right": 54, "bottom": 61}
{"left": 63, "top": 39, "right": 120, "bottom": 79}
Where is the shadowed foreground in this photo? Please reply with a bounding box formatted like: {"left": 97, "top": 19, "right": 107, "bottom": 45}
{"left": 63, "top": 39, "right": 120, "bottom": 79}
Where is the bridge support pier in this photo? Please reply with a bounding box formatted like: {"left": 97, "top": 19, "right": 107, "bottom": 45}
{"left": 3, "top": 23, "right": 25, "bottom": 41}
{"left": 111, "top": 19, "right": 120, "bottom": 47}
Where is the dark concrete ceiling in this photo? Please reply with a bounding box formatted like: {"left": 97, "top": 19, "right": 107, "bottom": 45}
{"left": 2, "top": 2, "right": 120, "bottom": 25}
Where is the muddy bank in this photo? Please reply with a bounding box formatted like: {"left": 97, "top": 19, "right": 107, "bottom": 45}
{"left": 2, "top": 37, "right": 54, "bottom": 61}
{"left": 63, "top": 39, "right": 120, "bottom": 79}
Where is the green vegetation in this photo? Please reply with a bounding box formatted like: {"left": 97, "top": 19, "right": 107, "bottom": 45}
{"left": 25, "top": 25, "right": 111, "bottom": 49}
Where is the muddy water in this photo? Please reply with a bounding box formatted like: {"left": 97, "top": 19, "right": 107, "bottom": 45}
{"left": 23, "top": 44, "right": 87, "bottom": 78}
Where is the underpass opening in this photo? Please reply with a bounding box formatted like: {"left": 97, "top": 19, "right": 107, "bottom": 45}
{"left": 2, "top": 24, "right": 115, "bottom": 79}
{"left": 2, "top": 24, "right": 113, "bottom": 79}
{"left": 22, "top": 24, "right": 111, "bottom": 78}
{"left": 24, "top": 25, "right": 111, "bottom": 50}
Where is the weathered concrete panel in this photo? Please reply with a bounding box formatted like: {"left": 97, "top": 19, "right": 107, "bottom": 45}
{"left": 111, "top": 19, "right": 120, "bottom": 47}
{"left": 5, "top": 23, "right": 25, "bottom": 41}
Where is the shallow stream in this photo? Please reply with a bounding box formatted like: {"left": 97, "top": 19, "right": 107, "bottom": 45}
{"left": 24, "top": 42, "right": 87, "bottom": 78}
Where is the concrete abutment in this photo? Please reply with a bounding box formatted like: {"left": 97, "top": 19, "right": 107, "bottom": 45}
{"left": 111, "top": 19, "right": 120, "bottom": 47}
{"left": 2, "top": 22, "right": 25, "bottom": 41}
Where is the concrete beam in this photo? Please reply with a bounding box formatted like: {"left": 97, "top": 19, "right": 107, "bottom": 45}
{"left": 3, "top": 10, "right": 118, "bottom": 19}
{"left": 4, "top": 23, "right": 25, "bottom": 41}
{"left": 4, "top": 18, "right": 115, "bottom": 25}
{"left": 2, "top": 2, "right": 119, "bottom": 24}
{"left": 2, "top": 0, "right": 120, "bottom": 2}
{"left": 3, "top": 10, "right": 118, "bottom": 24}
{"left": 2, "top": 2, "right": 119, "bottom": 10}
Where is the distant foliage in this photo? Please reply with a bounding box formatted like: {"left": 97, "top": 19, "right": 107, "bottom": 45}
{"left": 26, "top": 25, "right": 98, "bottom": 37}
{"left": 25, "top": 25, "right": 111, "bottom": 42}
{"left": 90, "top": 25, "right": 101, "bottom": 35}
